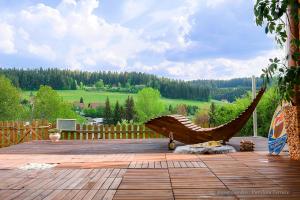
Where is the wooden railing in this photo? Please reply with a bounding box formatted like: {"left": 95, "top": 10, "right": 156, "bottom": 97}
{"left": 0, "top": 121, "right": 163, "bottom": 148}
{"left": 61, "top": 124, "right": 164, "bottom": 140}
{"left": 0, "top": 120, "right": 50, "bottom": 148}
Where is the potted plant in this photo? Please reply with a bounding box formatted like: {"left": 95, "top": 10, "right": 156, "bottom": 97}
{"left": 168, "top": 132, "right": 176, "bottom": 150}
{"left": 48, "top": 128, "right": 61, "bottom": 142}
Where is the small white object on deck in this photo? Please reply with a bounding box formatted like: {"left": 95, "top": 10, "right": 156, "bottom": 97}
{"left": 19, "top": 163, "right": 57, "bottom": 170}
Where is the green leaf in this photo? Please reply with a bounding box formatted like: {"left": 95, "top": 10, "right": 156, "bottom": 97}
{"left": 265, "top": 25, "right": 269, "bottom": 33}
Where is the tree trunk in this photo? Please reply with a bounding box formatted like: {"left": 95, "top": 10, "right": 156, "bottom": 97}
{"left": 287, "top": 1, "right": 300, "bottom": 160}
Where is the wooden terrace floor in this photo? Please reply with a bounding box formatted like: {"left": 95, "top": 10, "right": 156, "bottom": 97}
{"left": 0, "top": 139, "right": 299, "bottom": 199}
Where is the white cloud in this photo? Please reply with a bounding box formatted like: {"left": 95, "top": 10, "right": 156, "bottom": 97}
{"left": 132, "top": 49, "right": 283, "bottom": 80}
{"left": 0, "top": 22, "right": 16, "bottom": 54}
{"left": 0, "top": 0, "right": 278, "bottom": 80}
{"left": 1, "top": 0, "right": 193, "bottom": 68}
{"left": 20, "top": 3, "right": 67, "bottom": 39}
{"left": 205, "top": 0, "right": 227, "bottom": 8}
{"left": 148, "top": 0, "right": 199, "bottom": 48}
{"left": 28, "top": 43, "right": 56, "bottom": 61}
{"left": 122, "top": 0, "right": 151, "bottom": 22}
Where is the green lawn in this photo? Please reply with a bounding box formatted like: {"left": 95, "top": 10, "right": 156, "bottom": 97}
{"left": 23, "top": 90, "right": 225, "bottom": 108}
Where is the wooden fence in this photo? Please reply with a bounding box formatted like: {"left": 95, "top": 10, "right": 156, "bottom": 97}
{"left": 0, "top": 121, "right": 163, "bottom": 148}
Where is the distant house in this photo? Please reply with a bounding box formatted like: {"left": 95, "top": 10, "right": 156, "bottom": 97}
{"left": 92, "top": 118, "right": 103, "bottom": 125}
{"left": 86, "top": 117, "right": 103, "bottom": 125}
{"left": 29, "top": 96, "right": 35, "bottom": 105}
{"left": 88, "top": 103, "right": 101, "bottom": 109}
{"left": 86, "top": 117, "right": 93, "bottom": 123}
{"left": 221, "top": 99, "right": 229, "bottom": 103}
{"left": 73, "top": 102, "right": 85, "bottom": 110}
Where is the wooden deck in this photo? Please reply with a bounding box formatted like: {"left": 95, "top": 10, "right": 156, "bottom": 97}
{"left": 0, "top": 139, "right": 299, "bottom": 199}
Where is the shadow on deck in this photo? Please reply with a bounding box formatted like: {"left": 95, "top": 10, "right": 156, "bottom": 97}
{"left": 0, "top": 136, "right": 280, "bottom": 155}
{"left": 0, "top": 139, "right": 178, "bottom": 155}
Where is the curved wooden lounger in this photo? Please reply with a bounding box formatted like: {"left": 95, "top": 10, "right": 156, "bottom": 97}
{"left": 145, "top": 88, "right": 265, "bottom": 144}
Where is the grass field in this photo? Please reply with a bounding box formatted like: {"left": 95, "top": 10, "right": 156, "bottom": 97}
{"left": 23, "top": 90, "right": 225, "bottom": 108}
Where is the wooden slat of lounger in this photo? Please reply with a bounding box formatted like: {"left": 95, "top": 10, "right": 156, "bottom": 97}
{"left": 192, "top": 127, "right": 203, "bottom": 131}
{"left": 176, "top": 118, "right": 190, "bottom": 121}
{"left": 171, "top": 115, "right": 188, "bottom": 119}
{"left": 179, "top": 120, "right": 192, "bottom": 124}
{"left": 185, "top": 124, "right": 198, "bottom": 129}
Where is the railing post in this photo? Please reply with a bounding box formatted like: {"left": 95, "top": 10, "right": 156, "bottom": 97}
{"left": 133, "top": 125, "right": 138, "bottom": 139}
{"left": 121, "top": 124, "right": 126, "bottom": 139}
{"left": 99, "top": 125, "right": 104, "bottom": 139}
{"left": 116, "top": 125, "right": 121, "bottom": 139}
{"left": 252, "top": 75, "right": 258, "bottom": 137}
{"left": 128, "top": 124, "right": 132, "bottom": 139}
{"left": 0, "top": 122, "right": 3, "bottom": 147}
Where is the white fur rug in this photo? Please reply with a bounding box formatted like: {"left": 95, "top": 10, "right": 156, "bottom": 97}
{"left": 174, "top": 145, "right": 236, "bottom": 154}
{"left": 19, "top": 163, "right": 57, "bottom": 170}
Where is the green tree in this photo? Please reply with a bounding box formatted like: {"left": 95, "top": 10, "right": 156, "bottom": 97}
{"left": 125, "top": 82, "right": 131, "bottom": 88}
{"left": 209, "top": 102, "right": 216, "bottom": 127}
{"left": 120, "top": 105, "right": 125, "bottom": 120}
{"left": 80, "top": 97, "right": 84, "bottom": 103}
{"left": 83, "top": 108, "right": 97, "bottom": 118}
{"left": 113, "top": 101, "right": 122, "bottom": 124}
{"left": 135, "top": 87, "right": 165, "bottom": 123}
{"left": 194, "top": 108, "right": 209, "bottom": 128}
{"left": 0, "top": 75, "right": 23, "bottom": 120}
{"left": 125, "top": 96, "right": 135, "bottom": 121}
{"left": 33, "top": 85, "right": 79, "bottom": 122}
{"left": 212, "top": 88, "right": 279, "bottom": 137}
{"left": 96, "top": 106, "right": 104, "bottom": 118}
{"left": 176, "top": 104, "right": 187, "bottom": 116}
{"left": 79, "top": 82, "right": 84, "bottom": 90}
{"left": 95, "top": 79, "right": 104, "bottom": 90}
{"left": 257, "top": 87, "right": 280, "bottom": 137}
{"left": 103, "top": 97, "right": 112, "bottom": 124}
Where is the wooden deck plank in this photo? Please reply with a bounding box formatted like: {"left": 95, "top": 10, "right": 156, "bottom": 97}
{"left": 110, "top": 177, "right": 122, "bottom": 189}
{"left": 101, "top": 177, "right": 115, "bottom": 189}
{"left": 32, "top": 190, "right": 54, "bottom": 200}
{"left": 82, "top": 190, "right": 98, "bottom": 200}
{"left": 61, "top": 190, "right": 80, "bottom": 200}
{"left": 0, "top": 139, "right": 299, "bottom": 199}
{"left": 103, "top": 190, "right": 116, "bottom": 200}
{"left": 4, "top": 189, "right": 26, "bottom": 200}
{"left": 114, "top": 190, "right": 174, "bottom": 200}
{"left": 91, "top": 190, "right": 107, "bottom": 200}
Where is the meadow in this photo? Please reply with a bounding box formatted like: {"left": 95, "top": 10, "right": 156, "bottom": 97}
{"left": 23, "top": 90, "right": 225, "bottom": 108}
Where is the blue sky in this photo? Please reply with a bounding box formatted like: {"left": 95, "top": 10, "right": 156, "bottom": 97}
{"left": 0, "top": 0, "right": 281, "bottom": 80}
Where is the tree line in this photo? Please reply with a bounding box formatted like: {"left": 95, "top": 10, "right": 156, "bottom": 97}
{"left": 0, "top": 68, "right": 262, "bottom": 102}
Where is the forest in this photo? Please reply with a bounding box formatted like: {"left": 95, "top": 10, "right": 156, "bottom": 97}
{"left": 0, "top": 68, "right": 262, "bottom": 102}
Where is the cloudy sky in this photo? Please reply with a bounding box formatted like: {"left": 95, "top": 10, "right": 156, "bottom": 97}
{"left": 0, "top": 0, "right": 282, "bottom": 80}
